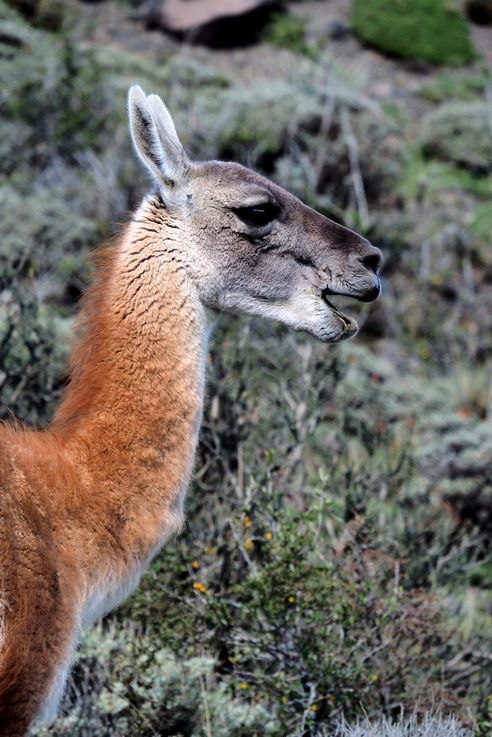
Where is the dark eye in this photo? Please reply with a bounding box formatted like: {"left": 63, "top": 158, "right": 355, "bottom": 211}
{"left": 232, "top": 202, "right": 280, "bottom": 228}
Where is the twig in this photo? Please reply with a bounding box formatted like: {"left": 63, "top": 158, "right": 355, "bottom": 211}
{"left": 340, "top": 108, "right": 369, "bottom": 227}
{"left": 198, "top": 672, "right": 213, "bottom": 737}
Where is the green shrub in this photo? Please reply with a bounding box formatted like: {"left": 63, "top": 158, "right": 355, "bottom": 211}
{"left": 420, "top": 69, "right": 492, "bottom": 102}
{"left": 400, "top": 152, "right": 492, "bottom": 202}
{"left": 208, "top": 82, "right": 311, "bottom": 158}
{"left": 0, "top": 184, "right": 99, "bottom": 423}
{"left": 420, "top": 102, "right": 492, "bottom": 174}
{"left": 470, "top": 203, "right": 492, "bottom": 265}
{"left": 4, "top": 0, "right": 66, "bottom": 30}
{"left": 262, "top": 12, "right": 315, "bottom": 58}
{"left": 108, "top": 332, "right": 490, "bottom": 733}
{"left": 420, "top": 419, "right": 492, "bottom": 538}
{"left": 33, "top": 624, "right": 280, "bottom": 737}
{"left": 0, "top": 287, "right": 70, "bottom": 424}
{"left": 351, "top": 0, "right": 475, "bottom": 65}
{"left": 0, "top": 184, "right": 98, "bottom": 292}
{"left": 0, "top": 3, "right": 110, "bottom": 169}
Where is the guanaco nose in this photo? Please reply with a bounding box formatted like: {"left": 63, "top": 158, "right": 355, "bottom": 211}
{"left": 357, "top": 244, "right": 383, "bottom": 302}
{"left": 359, "top": 248, "right": 383, "bottom": 276}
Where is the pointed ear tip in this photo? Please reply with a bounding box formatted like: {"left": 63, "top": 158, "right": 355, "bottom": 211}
{"left": 128, "top": 84, "right": 147, "bottom": 107}
{"left": 146, "top": 93, "right": 174, "bottom": 120}
{"left": 147, "top": 92, "right": 167, "bottom": 106}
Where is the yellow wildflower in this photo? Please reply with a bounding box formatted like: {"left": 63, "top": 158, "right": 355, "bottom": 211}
{"left": 239, "top": 682, "right": 248, "bottom": 690}
{"left": 191, "top": 559, "right": 200, "bottom": 569}
{"left": 192, "top": 582, "right": 206, "bottom": 593}
{"left": 244, "top": 538, "right": 254, "bottom": 551}
{"left": 243, "top": 516, "right": 252, "bottom": 528}
{"left": 265, "top": 532, "right": 273, "bottom": 540}
{"left": 310, "top": 704, "right": 318, "bottom": 713}
{"left": 288, "top": 596, "right": 295, "bottom": 604}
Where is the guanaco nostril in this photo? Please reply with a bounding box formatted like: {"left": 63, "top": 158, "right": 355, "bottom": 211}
{"left": 359, "top": 250, "right": 382, "bottom": 275}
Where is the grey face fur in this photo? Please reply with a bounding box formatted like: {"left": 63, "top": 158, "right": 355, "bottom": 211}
{"left": 129, "top": 85, "right": 383, "bottom": 344}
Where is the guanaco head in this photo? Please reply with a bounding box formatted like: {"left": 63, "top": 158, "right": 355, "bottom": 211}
{"left": 128, "top": 86, "right": 382, "bottom": 343}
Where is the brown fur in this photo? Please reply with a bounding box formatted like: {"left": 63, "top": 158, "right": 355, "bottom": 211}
{"left": 0, "top": 207, "right": 206, "bottom": 733}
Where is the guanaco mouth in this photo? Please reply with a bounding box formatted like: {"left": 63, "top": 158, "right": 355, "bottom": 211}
{"left": 321, "top": 288, "right": 358, "bottom": 333}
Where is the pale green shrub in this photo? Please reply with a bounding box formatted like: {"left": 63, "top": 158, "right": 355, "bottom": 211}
{"left": 420, "top": 102, "right": 492, "bottom": 174}
{"left": 333, "top": 714, "right": 473, "bottom": 737}
{"left": 32, "top": 622, "right": 280, "bottom": 737}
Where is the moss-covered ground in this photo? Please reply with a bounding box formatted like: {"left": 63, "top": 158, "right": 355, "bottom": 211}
{"left": 351, "top": 0, "right": 475, "bottom": 65}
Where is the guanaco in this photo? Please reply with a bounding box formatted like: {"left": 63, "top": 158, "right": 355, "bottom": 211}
{"left": 0, "top": 86, "right": 382, "bottom": 735}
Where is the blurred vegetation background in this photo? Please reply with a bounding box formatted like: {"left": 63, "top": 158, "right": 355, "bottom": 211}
{"left": 0, "top": 0, "right": 491, "bottom": 734}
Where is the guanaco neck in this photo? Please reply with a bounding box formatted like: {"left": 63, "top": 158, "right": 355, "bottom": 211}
{"left": 50, "top": 195, "right": 210, "bottom": 581}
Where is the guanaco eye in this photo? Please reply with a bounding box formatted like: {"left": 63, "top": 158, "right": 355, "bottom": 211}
{"left": 232, "top": 202, "right": 280, "bottom": 228}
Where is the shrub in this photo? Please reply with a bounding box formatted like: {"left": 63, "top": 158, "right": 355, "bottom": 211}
{"left": 261, "top": 12, "right": 315, "bottom": 58}
{"left": 420, "top": 102, "right": 492, "bottom": 174}
{"left": 0, "top": 184, "right": 98, "bottom": 298}
{"left": 5, "top": 0, "right": 66, "bottom": 31}
{"left": 0, "top": 286, "right": 69, "bottom": 424}
{"left": 106, "top": 331, "right": 490, "bottom": 734}
{"left": 0, "top": 2, "right": 110, "bottom": 171}
{"left": 419, "top": 418, "right": 492, "bottom": 538}
{"left": 351, "top": 0, "right": 475, "bottom": 65}
{"left": 0, "top": 184, "right": 100, "bottom": 423}
{"left": 470, "top": 203, "right": 492, "bottom": 265}
{"left": 33, "top": 623, "right": 280, "bottom": 737}
{"left": 419, "top": 70, "right": 491, "bottom": 103}
{"left": 333, "top": 714, "right": 473, "bottom": 737}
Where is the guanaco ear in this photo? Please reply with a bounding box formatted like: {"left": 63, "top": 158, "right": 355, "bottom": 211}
{"left": 128, "top": 85, "right": 189, "bottom": 192}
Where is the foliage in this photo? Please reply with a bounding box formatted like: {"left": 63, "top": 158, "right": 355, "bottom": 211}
{"left": 2, "top": 0, "right": 491, "bottom": 733}
{"left": 0, "top": 185, "right": 97, "bottom": 288}
{"left": 333, "top": 714, "right": 473, "bottom": 737}
{"left": 274, "top": 107, "right": 402, "bottom": 218}
{"left": 32, "top": 623, "right": 476, "bottom": 737}
{"left": 477, "top": 696, "right": 492, "bottom": 737}
{"left": 0, "top": 184, "right": 100, "bottom": 422}
{"left": 4, "top": 0, "right": 66, "bottom": 31}
{"left": 351, "top": 0, "right": 475, "bottom": 65}
{"left": 0, "top": 286, "right": 69, "bottom": 425}
{"left": 108, "top": 331, "right": 490, "bottom": 734}
{"left": 400, "top": 152, "right": 492, "bottom": 201}
{"left": 33, "top": 623, "right": 279, "bottom": 737}
{"left": 420, "top": 102, "right": 492, "bottom": 174}
{"left": 0, "top": 1, "right": 111, "bottom": 172}
{"left": 29, "top": 328, "right": 491, "bottom": 735}
{"left": 420, "top": 418, "right": 492, "bottom": 538}
{"left": 419, "top": 69, "right": 492, "bottom": 102}
{"left": 261, "top": 12, "right": 315, "bottom": 58}
{"left": 470, "top": 203, "right": 492, "bottom": 265}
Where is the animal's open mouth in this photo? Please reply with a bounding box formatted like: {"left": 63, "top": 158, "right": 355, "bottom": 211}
{"left": 321, "top": 288, "right": 358, "bottom": 334}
